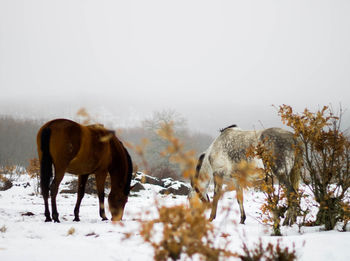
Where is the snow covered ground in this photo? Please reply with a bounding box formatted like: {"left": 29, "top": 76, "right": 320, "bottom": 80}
{"left": 1, "top": 173, "right": 350, "bottom": 261}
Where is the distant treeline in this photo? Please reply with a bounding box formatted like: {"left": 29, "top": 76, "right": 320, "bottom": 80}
{"left": 0, "top": 112, "right": 213, "bottom": 179}
{"left": 0, "top": 116, "right": 43, "bottom": 167}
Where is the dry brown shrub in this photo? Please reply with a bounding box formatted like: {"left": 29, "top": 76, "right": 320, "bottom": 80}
{"left": 340, "top": 201, "right": 350, "bottom": 231}
{"left": 0, "top": 165, "right": 25, "bottom": 186}
{"left": 157, "top": 122, "right": 197, "bottom": 180}
{"left": 278, "top": 104, "right": 350, "bottom": 230}
{"left": 67, "top": 227, "right": 76, "bottom": 236}
{"left": 26, "top": 158, "right": 41, "bottom": 194}
{"left": 239, "top": 238, "right": 299, "bottom": 261}
{"left": 0, "top": 165, "right": 17, "bottom": 175}
{"left": 0, "top": 173, "right": 12, "bottom": 191}
{"left": 124, "top": 138, "right": 150, "bottom": 174}
{"left": 139, "top": 198, "right": 236, "bottom": 261}
{"left": 123, "top": 121, "right": 237, "bottom": 260}
{"left": 27, "top": 158, "right": 40, "bottom": 179}
{"left": 76, "top": 108, "right": 92, "bottom": 125}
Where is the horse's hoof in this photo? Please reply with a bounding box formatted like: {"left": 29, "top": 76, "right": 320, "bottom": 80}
{"left": 73, "top": 218, "right": 80, "bottom": 222}
{"left": 53, "top": 218, "right": 60, "bottom": 223}
{"left": 101, "top": 217, "right": 108, "bottom": 221}
{"left": 45, "top": 218, "right": 52, "bottom": 222}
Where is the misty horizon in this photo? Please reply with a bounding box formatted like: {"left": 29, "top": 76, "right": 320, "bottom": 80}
{"left": 1, "top": 0, "right": 350, "bottom": 136}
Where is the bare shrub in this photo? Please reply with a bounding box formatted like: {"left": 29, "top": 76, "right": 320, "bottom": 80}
{"left": 0, "top": 225, "right": 7, "bottom": 233}
{"left": 67, "top": 227, "right": 76, "bottom": 236}
{"left": 278, "top": 104, "right": 350, "bottom": 230}
{"left": 123, "top": 122, "right": 237, "bottom": 260}
{"left": 139, "top": 199, "right": 236, "bottom": 261}
{"left": 26, "top": 158, "right": 40, "bottom": 194}
{"left": 0, "top": 174, "right": 13, "bottom": 191}
{"left": 239, "top": 238, "right": 299, "bottom": 261}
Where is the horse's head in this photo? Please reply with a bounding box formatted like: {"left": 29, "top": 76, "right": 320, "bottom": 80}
{"left": 108, "top": 143, "right": 133, "bottom": 222}
{"left": 109, "top": 196, "right": 129, "bottom": 221}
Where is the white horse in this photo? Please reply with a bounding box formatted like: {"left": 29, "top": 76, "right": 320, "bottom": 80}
{"left": 190, "top": 125, "right": 301, "bottom": 224}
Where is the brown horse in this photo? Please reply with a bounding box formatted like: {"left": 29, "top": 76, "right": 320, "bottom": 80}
{"left": 37, "top": 119, "right": 133, "bottom": 222}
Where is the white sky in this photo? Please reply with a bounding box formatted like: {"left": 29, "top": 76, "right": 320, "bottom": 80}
{"left": 1, "top": 0, "right": 350, "bottom": 135}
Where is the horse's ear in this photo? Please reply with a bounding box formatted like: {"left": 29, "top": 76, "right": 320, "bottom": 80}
{"left": 108, "top": 130, "right": 116, "bottom": 136}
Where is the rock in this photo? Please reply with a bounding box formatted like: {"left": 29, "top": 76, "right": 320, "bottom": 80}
{"left": 131, "top": 182, "right": 145, "bottom": 192}
{"left": 162, "top": 178, "right": 175, "bottom": 188}
{"left": 134, "top": 172, "right": 164, "bottom": 187}
{"left": 60, "top": 177, "right": 97, "bottom": 194}
{"left": 21, "top": 211, "right": 35, "bottom": 216}
{"left": 131, "top": 172, "right": 191, "bottom": 196}
{"left": 159, "top": 183, "right": 190, "bottom": 196}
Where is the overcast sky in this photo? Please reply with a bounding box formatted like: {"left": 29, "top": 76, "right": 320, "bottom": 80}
{"left": 1, "top": 0, "right": 350, "bottom": 135}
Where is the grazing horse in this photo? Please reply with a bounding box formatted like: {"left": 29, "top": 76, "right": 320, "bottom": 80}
{"left": 37, "top": 119, "right": 133, "bottom": 222}
{"left": 190, "top": 125, "right": 301, "bottom": 225}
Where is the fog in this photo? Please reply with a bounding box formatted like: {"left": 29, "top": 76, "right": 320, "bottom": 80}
{"left": 1, "top": 0, "right": 350, "bottom": 135}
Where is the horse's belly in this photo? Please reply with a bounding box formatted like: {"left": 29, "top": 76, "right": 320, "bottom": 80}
{"left": 66, "top": 156, "right": 98, "bottom": 175}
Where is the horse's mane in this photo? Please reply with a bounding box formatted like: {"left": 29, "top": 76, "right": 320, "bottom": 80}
{"left": 219, "top": 124, "right": 238, "bottom": 133}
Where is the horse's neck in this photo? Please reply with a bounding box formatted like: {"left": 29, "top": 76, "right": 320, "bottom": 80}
{"left": 109, "top": 139, "right": 127, "bottom": 172}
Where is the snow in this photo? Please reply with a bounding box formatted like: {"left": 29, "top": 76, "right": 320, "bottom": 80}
{"left": 1, "top": 174, "right": 350, "bottom": 261}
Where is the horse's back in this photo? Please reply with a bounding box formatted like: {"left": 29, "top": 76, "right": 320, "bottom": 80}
{"left": 66, "top": 122, "right": 114, "bottom": 174}
{"left": 206, "top": 127, "right": 297, "bottom": 171}
{"left": 210, "top": 128, "right": 261, "bottom": 163}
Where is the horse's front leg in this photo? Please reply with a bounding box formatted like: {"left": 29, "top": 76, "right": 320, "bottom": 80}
{"left": 236, "top": 187, "right": 246, "bottom": 224}
{"left": 95, "top": 172, "right": 108, "bottom": 221}
{"left": 73, "top": 174, "right": 89, "bottom": 222}
{"left": 209, "top": 174, "right": 223, "bottom": 221}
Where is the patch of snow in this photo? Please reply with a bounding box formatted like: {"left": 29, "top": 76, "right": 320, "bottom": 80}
{"left": 1, "top": 174, "right": 350, "bottom": 260}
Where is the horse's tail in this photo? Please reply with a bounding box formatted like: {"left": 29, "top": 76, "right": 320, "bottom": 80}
{"left": 190, "top": 153, "right": 210, "bottom": 202}
{"left": 40, "top": 127, "right": 53, "bottom": 198}
{"left": 123, "top": 147, "right": 133, "bottom": 196}
{"left": 195, "top": 153, "right": 205, "bottom": 178}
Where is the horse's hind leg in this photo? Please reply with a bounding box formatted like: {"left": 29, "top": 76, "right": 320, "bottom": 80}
{"left": 50, "top": 168, "right": 65, "bottom": 223}
{"left": 43, "top": 190, "right": 51, "bottom": 222}
{"left": 236, "top": 187, "right": 246, "bottom": 224}
{"left": 95, "top": 172, "right": 108, "bottom": 221}
{"left": 41, "top": 178, "right": 51, "bottom": 222}
{"left": 73, "top": 174, "right": 89, "bottom": 222}
{"left": 209, "top": 175, "right": 223, "bottom": 221}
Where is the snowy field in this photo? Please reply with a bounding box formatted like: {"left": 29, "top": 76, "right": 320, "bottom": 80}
{"left": 1, "top": 174, "right": 350, "bottom": 261}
